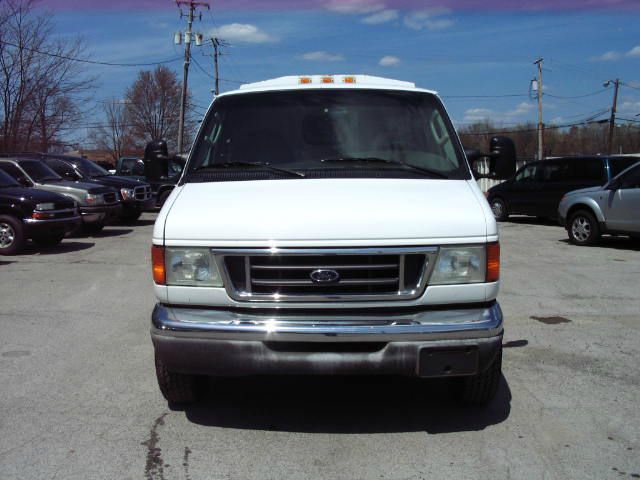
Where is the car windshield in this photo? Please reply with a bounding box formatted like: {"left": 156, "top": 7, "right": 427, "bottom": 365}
{"left": 69, "top": 157, "right": 110, "bottom": 178}
{"left": 20, "top": 160, "right": 62, "bottom": 182}
{"left": 0, "top": 169, "right": 19, "bottom": 187}
{"left": 186, "top": 89, "right": 468, "bottom": 181}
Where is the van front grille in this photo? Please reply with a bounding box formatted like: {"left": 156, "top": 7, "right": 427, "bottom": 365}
{"left": 214, "top": 247, "right": 437, "bottom": 302}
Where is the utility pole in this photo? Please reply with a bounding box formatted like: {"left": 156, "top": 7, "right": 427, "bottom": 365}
{"left": 210, "top": 38, "right": 229, "bottom": 96}
{"left": 605, "top": 79, "right": 620, "bottom": 155}
{"left": 534, "top": 58, "right": 544, "bottom": 161}
{"left": 175, "top": 0, "right": 208, "bottom": 154}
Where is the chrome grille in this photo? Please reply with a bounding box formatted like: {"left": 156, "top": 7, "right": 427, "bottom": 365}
{"left": 134, "top": 185, "right": 152, "bottom": 201}
{"left": 103, "top": 192, "right": 118, "bottom": 204}
{"left": 214, "top": 247, "right": 437, "bottom": 302}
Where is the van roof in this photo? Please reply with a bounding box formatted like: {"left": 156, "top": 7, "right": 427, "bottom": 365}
{"left": 217, "top": 75, "right": 437, "bottom": 97}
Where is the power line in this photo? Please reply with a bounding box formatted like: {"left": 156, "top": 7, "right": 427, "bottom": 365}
{"left": 0, "top": 39, "right": 182, "bottom": 67}
{"left": 546, "top": 88, "right": 610, "bottom": 99}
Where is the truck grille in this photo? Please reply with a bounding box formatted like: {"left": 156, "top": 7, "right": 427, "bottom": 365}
{"left": 214, "top": 247, "right": 437, "bottom": 302}
{"left": 134, "top": 185, "right": 152, "bottom": 201}
{"left": 103, "top": 192, "right": 118, "bottom": 204}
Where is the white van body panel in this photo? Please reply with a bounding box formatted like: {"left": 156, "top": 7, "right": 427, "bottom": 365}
{"left": 161, "top": 179, "right": 492, "bottom": 245}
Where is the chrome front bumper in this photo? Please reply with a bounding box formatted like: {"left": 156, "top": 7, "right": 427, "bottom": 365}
{"left": 151, "top": 302, "right": 503, "bottom": 377}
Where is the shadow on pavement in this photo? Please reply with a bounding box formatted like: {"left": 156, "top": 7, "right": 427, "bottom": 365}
{"left": 0, "top": 259, "right": 14, "bottom": 265}
{"left": 73, "top": 228, "right": 134, "bottom": 239}
{"left": 183, "top": 374, "right": 511, "bottom": 434}
{"left": 131, "top": 219, "right": 157, "bottom": 226}
{"left": 502, "top": 216, "right": 560, "bottom": 227}
{"left": 21, "top": 241, "right": 95, "bottom": 255}
{"left": 558, "top": 237, "right": 640, "bottom": 252}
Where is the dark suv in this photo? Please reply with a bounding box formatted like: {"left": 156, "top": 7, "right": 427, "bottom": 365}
{"left": 0, "top": 169, "right": 80, "bottom": 254}
{"left": 0, "top": 157, "right": 120, "bottom": 233}
{"left": 487, "top": 155, "right": 640, "bottom": 221}
{"left": 37, "top": 154, "right": 153, "bottom": 222}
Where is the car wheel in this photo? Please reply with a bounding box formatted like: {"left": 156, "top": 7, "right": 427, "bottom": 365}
{"left": 489, "top": 197, "right": 509, "bottom": 221}
{"left": 0, "top": 215, "right": 25, "bottom": 255}
{"left": 157, "top": 190, "right": 171, "bottom": 208}
{"left": 83, "top": 222, "right": 105, "bottom": 234}
{"left": 458, "top": 346, "right": 502, "bottom": 406}
{"left": 31, "top": 233, "right": 65, "bottom": 247}
{"left": 155, "top": 353, "right": 197, "bottom": 405}
{"left": 568, "top": 210, "right": 599, "bottom": 246}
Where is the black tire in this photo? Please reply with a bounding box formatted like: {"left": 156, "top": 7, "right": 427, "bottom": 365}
{"left": 157, "top": 190, "right": 171, "bottom": 209}
{"left": 458, "top": 346, "right": 502, "bottom": 406}
{"left": 155, "top": 353, "right": 197, "bottom": 404}
{"left": 83, "top": 222, "right": 104, "bottom": 234}
{"left": 31, "top": 233, "right": 65, "bottom": 247}
{"left": 0, "top": 215, "right": 26, "bottom": 255}
{"left": 489, "top": 197, "right": 509, "bottom": 222}
{"left": 568, "top": 209, "right": 599, "bottom": 246}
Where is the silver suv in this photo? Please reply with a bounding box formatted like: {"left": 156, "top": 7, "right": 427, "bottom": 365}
{"left": 558, "top": 161, "right": 640, "bottom": 245}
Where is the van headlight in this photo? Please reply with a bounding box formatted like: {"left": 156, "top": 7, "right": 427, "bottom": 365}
{"left": 431, "top": 246, "right": 486, "bottom": 285}
{"left": 166, "top": 248, "right": 222, "bottom": 287}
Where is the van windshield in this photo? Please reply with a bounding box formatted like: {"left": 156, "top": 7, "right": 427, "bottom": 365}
{"left": 186, "top": 89, "right": 469, "bottom": 182}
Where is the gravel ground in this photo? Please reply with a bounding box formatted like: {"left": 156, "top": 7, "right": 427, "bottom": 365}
{"left": 0, "top": 213, "right": 639, "bottom": 480}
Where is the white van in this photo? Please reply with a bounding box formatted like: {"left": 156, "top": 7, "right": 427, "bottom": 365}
{"left": 150, "top": 75, "right": 516, "bottom": 406}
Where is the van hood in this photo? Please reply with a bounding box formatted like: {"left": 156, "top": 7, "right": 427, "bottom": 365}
{"left": 162, "top": 179, "right": 491, "bottom": 245}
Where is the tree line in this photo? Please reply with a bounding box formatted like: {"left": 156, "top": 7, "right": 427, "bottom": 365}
{"left": 0, "top": 0, "right": 192, "bottom": 159}
{"left": 459, "top": 121, "right": 640, "bottom": 159}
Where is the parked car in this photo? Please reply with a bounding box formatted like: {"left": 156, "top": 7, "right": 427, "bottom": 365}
{"left": 487, "top": 155, "right": 640, "bottom": 221}
{"left": 558, "top": 161, "right": 640, "bottom": 245}
{"left": 116, "top": 147, "right": 185, "bottom": 208}
{"left": 149, "top": 74, "right": 516, "bottom": 406}
{"left": 0, "top": 157, "right": 120, "bottom": 233}
{"left": 36, "top": 154, "right": 153, "bottom": 222}
{"left": 0, "top": 169, "right": 80, "bottom": 255}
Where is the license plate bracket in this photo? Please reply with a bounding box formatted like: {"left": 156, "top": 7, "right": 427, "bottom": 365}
{"left": 417, "top": 347, "right": 479, "bottom": 377}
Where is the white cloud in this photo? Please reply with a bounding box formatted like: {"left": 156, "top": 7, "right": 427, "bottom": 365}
{"left": 301, "top": 51, "right": 345, "bottom": 62}
{"left": 591, "top": 50, "right": 622, "bottom": 62}
{"left": 464, "top": 108, "right": 494, "bottom": 123}
{"left": 619, "top": 100, "right": 640, "bottom": 113}
{"left": 463, "top": 102, "right": 535, "bottom": 123}
{"left": 379, "top": 55, "right": 400, "bottom": 66}
{"left": 362, "top": 9, "right": 398, "bottom": 24}
{"left": 325, "top": 0, "right": 384, "bottom": 14}
{"left": 404, "top": 8, "right": 454, "bottom": 30}
{"left": 209, "top": 23, "right": 276, "bottom": 44}
{"left": 626, "top": 46, "right": 640, "bottom": 57}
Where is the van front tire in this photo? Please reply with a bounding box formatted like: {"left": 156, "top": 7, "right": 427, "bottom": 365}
{"left": 155, "top": 353, "right": 197, "bottom": 405}
{"left": 458, "top": 346, "right": 502, "bottom": 405}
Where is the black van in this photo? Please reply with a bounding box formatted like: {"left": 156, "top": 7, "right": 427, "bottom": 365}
{"left": 487, "top": 155, "right": 640, "bottom": 221}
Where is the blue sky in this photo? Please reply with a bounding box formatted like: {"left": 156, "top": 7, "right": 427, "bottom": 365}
{"left": 37, "top": 2, "right": 640, "bottom": 141}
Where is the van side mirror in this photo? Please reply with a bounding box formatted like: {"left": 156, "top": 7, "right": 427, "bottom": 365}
{"left": 144, "top": 140, "right": 169, "bottom": 180}
{"left": 467, "top": 136, "right": 517, "bottom": 180}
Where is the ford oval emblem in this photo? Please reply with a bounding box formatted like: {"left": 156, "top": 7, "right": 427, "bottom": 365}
{"left": 310, "top": 269, "right": 340, "bottom": 284}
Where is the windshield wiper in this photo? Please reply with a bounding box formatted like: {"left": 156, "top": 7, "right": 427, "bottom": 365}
{"left": 194, "top": 161, "right": 305, "bottom": 178}
{"left": 320, "top": 157, "right": 448, "bottom": 179}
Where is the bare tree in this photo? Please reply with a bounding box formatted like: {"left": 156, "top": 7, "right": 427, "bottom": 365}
{"left": 0, "top": 0, "right": 94, "bottom": 152}
{"left": 124, "top": 65, "right": 193, "bottom": 152}
{"left": 89, "top": 99, "right": 132, "bottom": 162}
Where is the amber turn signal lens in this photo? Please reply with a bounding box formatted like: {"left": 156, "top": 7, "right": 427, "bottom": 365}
{"left": 486, "top": 242, "right": 500, "bottom": 283}
{"left": 151, "top": 245, "right": 166, "bottom": 285}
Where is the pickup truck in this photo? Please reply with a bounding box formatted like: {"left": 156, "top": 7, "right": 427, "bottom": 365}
{"left": 0, "top": 157, "right": 120, "bottom": 233}
{"left": 116, "top": 145, "right": 185, "bottom": 208}
{"left": 0, "top": 169, "right": 80, "bottom": 254}
{"left": 150, "top": 75, "right": 516, "bottom": 406}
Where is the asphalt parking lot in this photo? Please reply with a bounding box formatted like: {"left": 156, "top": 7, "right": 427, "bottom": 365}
{"left": 1, "top": 213, "right": 639, "bottom": 480}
